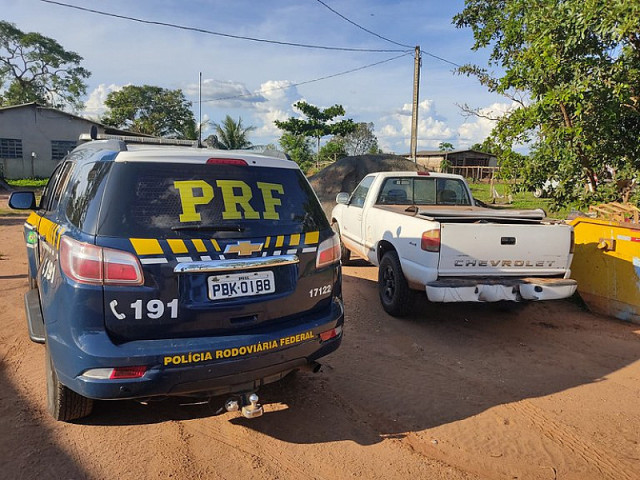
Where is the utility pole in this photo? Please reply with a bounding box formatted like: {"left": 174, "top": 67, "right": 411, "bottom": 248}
{"left": 198, "top": 71, "right": 202, "bottom": 147}
{"left": 410, "top": 46, "right": 421, "bottom": 163}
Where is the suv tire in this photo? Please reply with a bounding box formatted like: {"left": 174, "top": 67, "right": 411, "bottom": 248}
{"left": 378, "top": 251, "right": 414, "bottom": 317}
{"left": 46, "top": 342, "right": 93, "bottom": 421}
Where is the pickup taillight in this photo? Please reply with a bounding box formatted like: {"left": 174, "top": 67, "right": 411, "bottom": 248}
{"left": 421, "top": 228, "right": 440, "bottom": 252}
{"left": 60, "top": 236, "right": 144, "bottom": 285}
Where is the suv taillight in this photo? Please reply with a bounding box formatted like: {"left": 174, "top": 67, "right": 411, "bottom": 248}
{"left": 316, "top": 233, "right": 341, "bottom": 269}
{"left": 60, "top": 236, "right": 144, "bottom": 285}
{"left": 421, "top": 228, "right": 441, "bottom": 252}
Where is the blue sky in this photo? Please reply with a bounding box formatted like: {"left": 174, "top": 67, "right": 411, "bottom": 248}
{"left": 3, "top": 0, "right": 512, "bottom": 153}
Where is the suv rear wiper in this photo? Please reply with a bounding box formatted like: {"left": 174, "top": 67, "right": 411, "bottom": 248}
{"left": 171, "top": 224, "right": 245, "bottom": 232}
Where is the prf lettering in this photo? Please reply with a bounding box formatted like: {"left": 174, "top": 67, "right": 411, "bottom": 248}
{"left": 173, "top": 180, "right": 284, "bottom": 223}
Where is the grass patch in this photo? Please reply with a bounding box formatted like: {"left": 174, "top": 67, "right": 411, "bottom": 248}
{"left": 468, "top": 181, "right": 571, "bottom": 219}
{"left": 6, "top": 178, "right": 49, "bottom": 188}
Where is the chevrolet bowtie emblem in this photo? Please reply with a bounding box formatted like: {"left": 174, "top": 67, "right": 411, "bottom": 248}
{"left": 224, "top": 241, "right": 264, "bottom": 256}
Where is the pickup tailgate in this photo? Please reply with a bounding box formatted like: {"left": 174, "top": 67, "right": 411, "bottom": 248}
{"left": 438, "top": 223, "right": 572, "bottom": 276}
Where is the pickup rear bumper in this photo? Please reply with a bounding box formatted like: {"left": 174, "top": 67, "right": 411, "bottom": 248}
{"left": 425, "top": 277, "right": 577, "bottom": 303}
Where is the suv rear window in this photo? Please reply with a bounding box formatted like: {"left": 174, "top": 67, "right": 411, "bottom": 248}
{"left": 97, "top": 162, "right": 329, "bottom": 238}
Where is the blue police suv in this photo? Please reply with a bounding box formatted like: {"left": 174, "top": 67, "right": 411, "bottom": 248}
{"left": 10, "top": 138, "right": 343, "bottom": 421}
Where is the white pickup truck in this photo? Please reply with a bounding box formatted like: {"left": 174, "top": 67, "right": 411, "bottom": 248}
{"left": 331, "top": 171, "right": 577, "bottom": 316}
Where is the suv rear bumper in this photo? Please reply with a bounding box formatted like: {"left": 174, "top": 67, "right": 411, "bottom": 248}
{"left": 425, "top": 277, "right": 577, "bottom": 302}
{"left": 50, "top": 299, "right": 344, "bottom": 400}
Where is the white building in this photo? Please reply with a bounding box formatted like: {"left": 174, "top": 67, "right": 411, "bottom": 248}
{"left": 0, "top": 102, "right": 142, "bottom": 179}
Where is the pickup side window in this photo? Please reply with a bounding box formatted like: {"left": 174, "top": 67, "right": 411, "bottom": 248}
{"left": 349, "top": 176, "right": 374, "bottom": 208}
{"left": 376, "top": 177, "right": 472, "bottom": 206}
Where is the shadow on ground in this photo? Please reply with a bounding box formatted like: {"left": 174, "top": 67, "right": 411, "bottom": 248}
{"left": 78, "top": 272, "right": 640, "bottom": 446}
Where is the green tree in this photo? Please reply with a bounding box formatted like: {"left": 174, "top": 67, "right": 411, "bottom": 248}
{"left": 454, "top": 0, "right": 640, "bottom": 206}
{"left": 470, "top": 142, "right": 489, "bottom": 153}
{"left": 274, "top": 101, "right": 357, "bottom": 166}
{"left": 0, "top": 21, "right": 90, "bottom": 111}
{"left": 338, "top": 122, "right": 379, "bottom": 156}
{"left": 319, "top": 138, "right": 347, "bottom": 164}
{"left": 212, "top": 115, "right": 255, "bottom": 150}
{"left": 438, "top": 142, "right": 455, "bottom": 171}
{"left": 279, "top": 133, "right": 314, "bottom": 171}
{"left": 102, "top": 85, "right": 196, "bottom": 138}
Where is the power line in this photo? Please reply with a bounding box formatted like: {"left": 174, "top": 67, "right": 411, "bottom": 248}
{"left": 40, "top": 0, "right": 410, "bottom": 53}
{"left": 421, "top": 51, "right": 461, "bottom": 68}
{"left": 314, "top": 0, "right": 462, "bottom": 68}
{"left": 314, "top": 0, "right": 413, "bottom": 49}
{"left": 200, "top": 52, "right": 413, "bottom": 103}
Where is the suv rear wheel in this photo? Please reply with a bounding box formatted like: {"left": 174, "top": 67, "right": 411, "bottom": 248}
{"left": 46, "top": 343, "right": 93, "bottom": 421}
{"left": 378, "top": 251, "right": 414, "bottom": 317}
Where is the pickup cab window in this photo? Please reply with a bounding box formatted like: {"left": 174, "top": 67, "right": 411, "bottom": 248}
{"left": 376, "top": 177, "right": 471, "bottom": 206}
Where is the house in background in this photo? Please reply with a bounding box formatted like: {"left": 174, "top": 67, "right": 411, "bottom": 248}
{"left": 0, "top": 102, "right": 145, "bottom": 179}
{"left": 403, "top": 149, "right": 498, "bottom": 176}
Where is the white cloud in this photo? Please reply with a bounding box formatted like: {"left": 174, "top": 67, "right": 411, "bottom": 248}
{"left": 185, "top": 78, "right": 265, "bottom": 109}
{"left": 251, "top": 80, "right": 302, "bottom": 139}
{"left": 395, "top": 99, "right": 433, "bottom": 117}
{"left": 378, "top": 99, "right": 453, "bottom": 153}
{"left": 82, "top": 83, "right": 122, "bottom": 120}
{"left": 198, "top": 113, "right": 211, "bottom": 135}
{"left": 457, "top": 102, "right": 517, "bottom": 147}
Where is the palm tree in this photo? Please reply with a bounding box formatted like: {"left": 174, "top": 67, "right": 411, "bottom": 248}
{"left": 213, "top": 115, "right": 255, "bottom": 150}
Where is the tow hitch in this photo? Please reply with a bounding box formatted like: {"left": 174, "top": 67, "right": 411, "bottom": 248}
{"left": 224, "top": 393, "right": 263, "bottom": 419}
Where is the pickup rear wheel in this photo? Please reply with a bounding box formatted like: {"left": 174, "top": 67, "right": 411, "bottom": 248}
{"left": 378, "top": 251, "right": 414, "bottom": 317}
{"left": 45, "top": 342, "right": 93, "bottom": 422}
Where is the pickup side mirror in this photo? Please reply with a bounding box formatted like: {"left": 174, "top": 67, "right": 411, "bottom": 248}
{"left": 335, "top": 192, "right": 350, "bottom": 205}
{"left": 8, "top": 191, "right": 37, "bottom": 210}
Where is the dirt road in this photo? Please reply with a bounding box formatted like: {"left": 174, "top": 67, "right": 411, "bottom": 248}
{"left": 1, "top": 215, "right": 639, "bottom": 480}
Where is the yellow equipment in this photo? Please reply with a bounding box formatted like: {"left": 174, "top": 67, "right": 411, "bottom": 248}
{"left": 569, "top": 203, "right": 640, "bottom": 324}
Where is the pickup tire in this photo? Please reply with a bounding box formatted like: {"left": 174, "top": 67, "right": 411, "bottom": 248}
{"left": 46, "top": 342, "right": 93, "bottom": 422}
{"left": 332, "top": 223, "right": 352, "bottom": 265}
{"left": 378, "top": 251, "right": 414, "bottom": 317}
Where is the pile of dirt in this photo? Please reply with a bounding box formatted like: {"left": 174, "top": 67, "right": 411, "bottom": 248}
{"left": 308, "top": 154, "right": 427, "bottom": 219}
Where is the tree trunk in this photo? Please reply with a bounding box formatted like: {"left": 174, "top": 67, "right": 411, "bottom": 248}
{"left": 558, "top": 102, "right": 598, "bottom": 190}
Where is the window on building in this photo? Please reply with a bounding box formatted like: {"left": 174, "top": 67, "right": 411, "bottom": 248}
{"left": 51, "top": 140, "right": 77, "bottom": 161}
{"left": 0, "top": 138, "right": 23, "bottom": 159}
